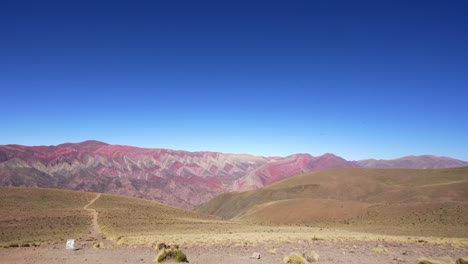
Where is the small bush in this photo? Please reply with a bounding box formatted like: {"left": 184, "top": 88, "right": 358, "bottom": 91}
{"left": 457, "top": 258, "right": 468, "bottom": 264}
{"left": 311, "top": 236, "right": 323, "bottom": 241}
{"left": 372, "top": 247, "right": 389, "bottom": 254}
{"left": 283, "top": 253, "right": 309, "bottom": 264}
{"left": 308, "top": 251, "right": 319, "bottom": 262}
{"left": 155, "top": 248, "right": 188, "bottom": 263}
{"left": 418, "top": 257, "right": 455, "bottom": 264}
{"left": 418, "top": 257, "right": 440, "bottom": 264}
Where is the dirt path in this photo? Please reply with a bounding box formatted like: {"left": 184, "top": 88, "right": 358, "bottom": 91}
{"left": 83, "top": 193, "right": 102, "bottom": 242}
{"left": 81, "top": 193, "right": 112, "bottom": 247}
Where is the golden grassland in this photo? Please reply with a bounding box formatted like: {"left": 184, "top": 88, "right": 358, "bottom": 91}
{"left": 197, "top": 168, "right": 468, "bottom": 238}
{"left": 89, "top": 192, "right": 468, "bottom": 248}
{"left": 0, "top": 187, "right": 95, "bottom": 247}
{"left": 1, "top": 185, "right": 468, "bottom": 250}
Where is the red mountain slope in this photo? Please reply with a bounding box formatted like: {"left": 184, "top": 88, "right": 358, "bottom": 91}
{"left": 0, "top": 141, "right": 363, "bottom": 209}
{"left": 232, "top": 153, "right": 360, "bottom": 191}
{"left": 2, "top": 141, "right": 465, "bottom": 209}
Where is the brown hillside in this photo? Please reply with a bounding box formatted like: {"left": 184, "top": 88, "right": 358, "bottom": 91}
{"left": 0, "top": 187, "right": 222, "bottom": 247}
{"left": 197, "top": 168, "right": 468, "bottom": 237}
{"left": 0, "top": 187, "right": 95, "bottom": 247}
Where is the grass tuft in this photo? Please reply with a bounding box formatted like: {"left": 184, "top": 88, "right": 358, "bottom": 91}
{"left": 311, "top": 235, "right": 324, "bottom": 241}
{"left": 418, "top": 257, "right": 455, "bottom": 264}
{"left": 283, "top": 253, "right": 309, "bottom": 264}
{"left": 307, "top": 250, "right": 319, "bottom": 262}
{"left": 372, "top": 247, "right": 389, "bottom": 254}
{"left": 457, "top": 258, "right": 468, "bottom": 264}
{"left": 155, "top": 248, "right": 188, "bottom": 263}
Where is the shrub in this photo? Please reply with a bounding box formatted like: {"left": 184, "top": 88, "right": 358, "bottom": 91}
{"left": 372, "top": 247, "right": 389, "bottom": 254}
{"left": 307, "top": 251, "right": 319, "bottom": 262}
{"left": 283, "top": 253, "right": 309, "bottom": 264}
{"left": 311, "top": 236, "right": 323, "bottom": 241}
{"left": 418, "top": 257, "right": 455, "bottom": 264}
{"left": 457, "top": 258, "right": 468, "bottom": 264}
{"left": 155, "top": 248, "right": 188, "bottom": 263}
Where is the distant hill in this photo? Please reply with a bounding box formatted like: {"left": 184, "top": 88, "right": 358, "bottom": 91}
{"left": 197, "top": 167, "right": 468, "bottom": 237}
{"left": 356, "top": 155, "right": 468, "bottom": 169}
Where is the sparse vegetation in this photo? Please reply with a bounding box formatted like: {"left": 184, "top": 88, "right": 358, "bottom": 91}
{"left": 372, "top": 247, "right": 389, "bottom": 253}
{"left": 312, "top": 235, "right": 324, "bottom": 241}
{"left": 197, "top": 168, "right": 468, "bottom": 238}
{"left": 283, "top": 253, "right": 309, "bottom": 264}
{"left": 157, "top": 242, "right": 169, "bottom": 250}
{"left": 418, "top": 257, "right": 455, "bottom": 264}
{"left": 2, "top": 186, "right": 468, "bottom": 253}
{"left": 155, "top": 248, "right": 188, "bottom": 263}
{"left": 307, "top": 250, "right": 319, "bottom": 262}
{"left": 0, "top": 187, "right": 95, "bottom": 247}
{"left": 457, "top": 258, "right": 468, "bottom": 264}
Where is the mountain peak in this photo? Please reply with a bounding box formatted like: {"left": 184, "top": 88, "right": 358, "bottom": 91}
{"left": 56, "top": 140, "right": 109, "bottom": 152}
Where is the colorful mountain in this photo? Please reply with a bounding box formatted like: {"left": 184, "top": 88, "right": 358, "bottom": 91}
{"left": 1, "top": 141, "right": 467, "bottom": 209}
{"left": 356, "top": 155, "right": 468, "bottom": 169}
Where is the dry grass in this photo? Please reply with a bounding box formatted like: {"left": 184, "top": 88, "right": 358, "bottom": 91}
{"left": 0, "top": 187, "right": 95, "bottom": 247}
{"left": 418, "top": 257, "right": 455, "bottom": 264}
{"left": 197, "top": 167, "right": 468, "bottom": 238}
{"left": 155, "top": 248, "right": 188, "bottom": 263}
{"left": 308, "top": 250, "right": 319, "bottom": 262}
{"left": 372, "top": 247, "right": 389, "bottom": 254}
{"left": 85, "top": 190, "right": 468, "bottom": 248}
{"left": 2, "top": 187, "right": 468, "bottom": 250}
{"left": 283, "top": 253, "right": 308, "bottom": 264}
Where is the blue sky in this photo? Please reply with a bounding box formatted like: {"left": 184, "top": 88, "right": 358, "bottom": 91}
{"left": 1, "top": 0, "right": 467, "bottom": 160}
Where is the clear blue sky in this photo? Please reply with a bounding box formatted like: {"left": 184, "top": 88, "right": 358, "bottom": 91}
{"left": 1, "top": 0, "right": 467, "bottom": 160}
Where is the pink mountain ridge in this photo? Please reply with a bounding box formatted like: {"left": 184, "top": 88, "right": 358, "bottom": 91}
{"left": 0, "top": 140, "right": 466, "bottom": 209}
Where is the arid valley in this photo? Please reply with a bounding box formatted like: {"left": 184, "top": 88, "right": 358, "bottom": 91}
{"left": 1, "top": 143, "right": 467, "bottom": 263}
{"left": 2, "top": 1, "right": 468, "bottom": 263}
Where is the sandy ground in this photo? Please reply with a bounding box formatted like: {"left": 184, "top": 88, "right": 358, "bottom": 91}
{"left": 1, "top": 240, "right": 467, "bottom": 264}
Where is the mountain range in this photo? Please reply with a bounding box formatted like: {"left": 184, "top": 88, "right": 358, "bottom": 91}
{"left": 0, "top": 140, "right": 466, "bottom": 209}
